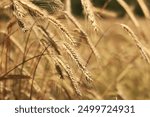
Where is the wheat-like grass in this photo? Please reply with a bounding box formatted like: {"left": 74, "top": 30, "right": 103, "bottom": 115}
{"left": 36, "top": 25, "right": 61, "bottom": 55}
{"left": 33, "top": 26, "right": 82, "bottom": 96}
{"left": 80, "top": 0, "right": 102, "bottom": 33}
{"left": 63, "top": 42, "right": 93, "bottom": 82}
{"left": 31, "top": 0, "right": 64, "bottom": 14}
{"left": 121, "top": 24, "right": 150, "bottom": 64}
{"left": 18, "top": 0, "right": 76, "bottom": 45}
{"left": 54, "top": 56, "right": 82, "bottom": 96}
{"left": 64, "top": 12, "right": 100, "bottom": 59}
{"left": 47, "top": 16, "right": 76, "bottom": 45}
{"left": 41, "top": 39, "right": 82, "bottom": 96}
{"left": 12, "top": 1, "right": 95, "bottom": 95}
{"left": 12, "top": 0, "right": 35, "bottom": 32}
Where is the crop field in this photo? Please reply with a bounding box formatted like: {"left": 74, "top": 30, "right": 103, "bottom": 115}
{"left": 0, "top": 0, "right": 150, "bottom": 100}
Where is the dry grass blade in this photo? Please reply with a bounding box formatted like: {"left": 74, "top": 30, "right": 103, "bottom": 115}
{"left": 0, "top": 75, "right": 31, "bottom": 81}
{"left": 137, "top": 0, "right": 150, "bottom": 19}
{"left": 1, "top": 51, "right": 47, "bottom": 77}
{"left": 65, "top": 0, "right": 71, "bottom": 13}
{"left": 37, "top": 25, "right": 61, "bottom": 55}
{"left": 0, "top": 31, "right": 24, "bottom": 53}
{"left": 117, "top": 0, "right": 140, "bottom": 27}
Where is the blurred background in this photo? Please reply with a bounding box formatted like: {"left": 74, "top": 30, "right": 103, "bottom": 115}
{"left": 70, "top": 0, "right": 150, "bottom": 17}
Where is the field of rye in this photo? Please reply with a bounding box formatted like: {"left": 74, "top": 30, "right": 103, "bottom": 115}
{"left": 0, "top": 0, "right": 150, "bottom": 100}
